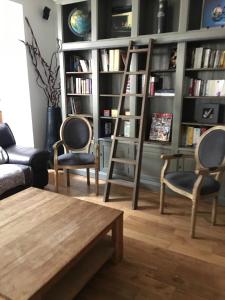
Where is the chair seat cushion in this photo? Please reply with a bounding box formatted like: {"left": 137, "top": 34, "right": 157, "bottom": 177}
{"left": 165, "top": 171, "right": 220, "bottom": 195}
{"left": 58, "top": 153, "right": 95, "bottom": 166}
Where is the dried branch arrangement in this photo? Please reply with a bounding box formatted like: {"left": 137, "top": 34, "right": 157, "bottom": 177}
{"left": 20, "top": 17, "right": 61, "bottom": 107}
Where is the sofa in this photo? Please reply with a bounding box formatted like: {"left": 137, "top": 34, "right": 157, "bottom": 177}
{"left": 0, "top": 123, "right": 50, "bottom": 199}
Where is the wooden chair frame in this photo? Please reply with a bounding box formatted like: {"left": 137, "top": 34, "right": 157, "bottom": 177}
{"left": 160, "top": 126, "right": 225, "bottom": 238}
{"left": 53, "top": 116, "right": 99, "bottom": 195}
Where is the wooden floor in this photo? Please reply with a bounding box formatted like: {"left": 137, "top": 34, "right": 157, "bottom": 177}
{"left": 46, "top": 172, "right": 225, "bottom": 300}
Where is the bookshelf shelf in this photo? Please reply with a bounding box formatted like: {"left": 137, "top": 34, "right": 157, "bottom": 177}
{"left": 100, "top": 71, "right": 124, "bottom": 74}
{"left": 99, "top": 94, "right": 120, "bottom": 97}
{"left": 100, "top": 116, "right": 116, "bottom": 120}
{"left": 148, "top": 96, "right": 175, "bottom": 99}
{"left": 185, "top": 68, "right": 225, "bottom": 72}
{"left": 151, "top": 69, "right": 176, "bottom": 73}
{"left": 184, "top": 96, "right": 225, "bottom": 100}
{"left": 67, "top": 94, "right": 92, "bottom": 96}
{"left": 66, "top": 72, "right": 92, "bottom": 75}
{"left": 68, "top": 113, "right": 93, "bottom": 119}
{"left": 181, "top": 122, "right": 221, "bottom": 127}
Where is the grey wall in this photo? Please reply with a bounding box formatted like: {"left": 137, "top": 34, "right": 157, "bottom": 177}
{"left": 11, "top": 0, "right": 58, "bottom": 148}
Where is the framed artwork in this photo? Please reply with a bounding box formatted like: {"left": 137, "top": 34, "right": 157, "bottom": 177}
{"left": 202, "top": 0, "right": 225, "bottom": 28}
{"left": 149, "top": 113, "right": 173, "bottom": 142}
{"left": 195, "top": 103, "right": 220, "bottom": 124}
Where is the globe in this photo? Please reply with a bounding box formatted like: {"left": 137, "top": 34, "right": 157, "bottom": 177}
{"left": 68, "top": 9, "right": 91, "bottom": 37}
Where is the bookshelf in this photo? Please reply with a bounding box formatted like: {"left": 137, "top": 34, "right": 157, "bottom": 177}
{"left": 56, "top": 0, "right": 225, "bottom": 198}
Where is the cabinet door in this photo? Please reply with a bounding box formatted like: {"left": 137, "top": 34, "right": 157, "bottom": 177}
{"left": 140, "top": 146, "right": 171, "bottom": 186}
{"left": 100, "top": 140, "right": 129, "bottom": 176}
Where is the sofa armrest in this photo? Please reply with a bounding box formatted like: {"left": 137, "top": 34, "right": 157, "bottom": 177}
{"left": 6, "top": 145, "right": 50, "bottom": 171}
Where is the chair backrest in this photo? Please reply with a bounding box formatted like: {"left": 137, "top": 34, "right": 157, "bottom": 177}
{"left": 195, "top": 126, "right": 225, "bottom": 169}
{"left": 60, "top": 116, "right": 92, "bottom": 151}
{"left": 0, "top": 123, "right": 16, "bottom": 148}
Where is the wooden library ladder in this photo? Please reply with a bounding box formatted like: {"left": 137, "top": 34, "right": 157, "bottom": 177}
{"left": 103, "top": 39, "right": 154, "bottom": 209}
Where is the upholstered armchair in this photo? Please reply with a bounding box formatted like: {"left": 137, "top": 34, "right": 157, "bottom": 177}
{"left": 160, "top": 126, "right": 225, "bottom": 238}
{"left": 53, "top": 116, "right": 99, "bottom": 195}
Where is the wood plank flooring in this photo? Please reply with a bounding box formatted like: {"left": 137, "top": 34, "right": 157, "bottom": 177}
{"left": 46, "top": 172, "right": 225, "bottom": 300}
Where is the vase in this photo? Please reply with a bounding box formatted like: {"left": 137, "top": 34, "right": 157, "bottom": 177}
{"left": 45, "top": 106, "right": 62, "bottom": 162}
{"left": 157, "top": 0, "right": 167, "bottom": 34}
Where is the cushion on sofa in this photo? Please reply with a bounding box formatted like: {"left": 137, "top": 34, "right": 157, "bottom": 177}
{"left": 0, "top": 147, "right": 8, "bottom": 164}
{"left": 0, "top": 164, "right": 32, "bottom": 195}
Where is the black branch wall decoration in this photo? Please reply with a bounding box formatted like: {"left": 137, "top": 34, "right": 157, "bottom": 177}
{"left": 20, "top": 17, "right": 61, "bottom": 107}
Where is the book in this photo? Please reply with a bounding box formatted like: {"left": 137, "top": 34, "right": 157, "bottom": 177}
{"left": 149, "top": 113, "right": 173, "bottom": 142}
{"left": 193, "top": 127, "right": 201, "bottom": 145}
{"left": 100, "top": 49, "right": 109, "bottom": 71}
{"left": 124, "top": 121, "right": 130, "bottom": 137}
{"left": 193, "top": 47, "right": 204, "bottom": 69}
{"left": 185, "top": 126, "right": 194, "bottom": 146}
{"left": 154, "top": 89, "right": 175, "bottom": 96}
{"left": 203, "top": 48, "right": 211, "bottom": 68}
{"left": 109, "top": 50, "right": 114, "bottom": 71}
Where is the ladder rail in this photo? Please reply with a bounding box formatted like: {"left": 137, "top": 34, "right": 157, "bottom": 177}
{"left": 103, "top": 41, "right": 133, "bottom": 201}
{"left": 103, "top": 39, "right": 154, "bottom": 209}
{"left": 132, "top": 39, "right": 154, "bottom": 209}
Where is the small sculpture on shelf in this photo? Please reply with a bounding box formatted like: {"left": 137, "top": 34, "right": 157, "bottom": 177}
{"left": 157, "top": 0, "right": 167, "bottom": 34}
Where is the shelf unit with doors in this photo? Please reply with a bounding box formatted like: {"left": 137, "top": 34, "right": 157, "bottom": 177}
{"left": 55, "top": 0, "right": 225, "bottom": 201}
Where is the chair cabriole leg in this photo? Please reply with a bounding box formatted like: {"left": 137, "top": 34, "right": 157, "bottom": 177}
{"left": 95, "top": 167, "right": 99, "bottom": 196}
{"left": 159, "top": 182, "right": 165, "bottom": 214}
{"left": 55, "top": 169, "right": 58, "bottom": 193}
{"left": 66, "top": 169, "right": 70, "bottom": 187}
{"left": 190, "top": 199, "right": 198, "bottom": 238}
{"left": 87, "top": 168, "right": 90, "bottom": 186}
{"left": 211, "top": 196, "right": 218, "bottom": 225}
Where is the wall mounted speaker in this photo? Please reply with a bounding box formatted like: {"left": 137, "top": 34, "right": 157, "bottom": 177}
{"left": 43, "top": 7, "right": 51, "bottom": 20}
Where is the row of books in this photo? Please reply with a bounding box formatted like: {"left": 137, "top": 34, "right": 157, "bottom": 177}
{"left": 66, "top": 77, "right": 92, "bottom": 94}
{"left": 190, "top": 47, "right": 225, "bottom": 69}
{"left": 69, "top": 97, "right": 81, "bottom": 114}
{"left": 141, "top": 75, "right": 175, "bottom": 96}
{"left": 181, "top": 126, "right": 208, "bottom": 147}
{"left": 68, "top": 56, "right": 92, "bottom": 72}
{"left": 100, "top": 49, "right": 126, "bottom": 72}
{"left": 186, "top": 78, "right": 225, "bottom": 97}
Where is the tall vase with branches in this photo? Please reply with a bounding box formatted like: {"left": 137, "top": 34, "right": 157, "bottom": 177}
{"left": 21, "top": 17, "right": 62, "bottom": 160}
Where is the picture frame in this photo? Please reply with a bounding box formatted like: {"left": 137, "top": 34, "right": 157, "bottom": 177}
{"left": 195, "top": 103, "right": 220, "bottom": 124}
{"left": 201, "top": 0, "right": 225, "bottom": 28}
{"left": 111, "top": 6, "right": 132, "bottom": 37}
{"left": 149, "top": 113, "right": 173, "bottom": 142}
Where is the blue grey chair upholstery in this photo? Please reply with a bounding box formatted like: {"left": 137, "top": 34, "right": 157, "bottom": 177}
{"left": 160, "top": 126, "right": 225, "bottom": 238}
{"left": 53, "top": 116, "right": 99, "bottom": 195}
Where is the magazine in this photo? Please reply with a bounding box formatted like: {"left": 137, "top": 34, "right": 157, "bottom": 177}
{"left": 149, "top": 113, "right": 173, "bottom": 142}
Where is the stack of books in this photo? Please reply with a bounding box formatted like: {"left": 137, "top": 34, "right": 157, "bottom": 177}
{"left": 69, "top": 97, "right": 81, "bottom": 114}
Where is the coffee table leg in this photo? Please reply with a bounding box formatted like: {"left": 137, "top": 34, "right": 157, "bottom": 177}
{"left": 112, "top": 214, "right": 123, "bottom": 263}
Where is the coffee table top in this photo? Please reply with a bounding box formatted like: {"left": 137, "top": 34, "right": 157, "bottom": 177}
{"left": 0, "top": 188, "right": 122, "bottom": 300}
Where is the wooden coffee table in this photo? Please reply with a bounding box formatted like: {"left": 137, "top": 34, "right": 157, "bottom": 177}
{"left": 0, "top": 188, "right": 123, "bottom": 300}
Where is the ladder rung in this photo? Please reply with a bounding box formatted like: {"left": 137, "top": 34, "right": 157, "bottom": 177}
{"left": 130, "top": 48, "right": 148, "bottom": 53}
{"left": 112, "top": 158, "right": 136, "bottom": 165}
{"left": 113, "top": 136, "right": 139, "bottom": 143}
{"left": 108, "top": 179, "right": 134, "bottom": 188}
{"left": 125, "top": 71, "right": 146, "bottom": 75}
{"left": 119, "top": 115, "right": 141, "bottom": 120}
{"left": 122, "top": 93, "right": 143, "bottom": 97}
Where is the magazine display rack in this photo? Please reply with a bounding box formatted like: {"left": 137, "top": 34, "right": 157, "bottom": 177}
{"left": 56, "top": 0, "right": 225, "bottom": 198}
